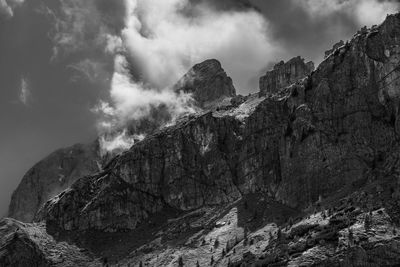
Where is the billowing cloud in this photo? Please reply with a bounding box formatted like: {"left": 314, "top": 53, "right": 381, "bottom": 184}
{"left": 92, "top": 53, "right": 197, "bottom": 153}
{"left": 94, "top": 54, "right": 197, "bottom": 129}
{"left": 98, "top": 129, "right": 144, "bottom": 156}
{"left": 296, "top": 0, "right": 399, "bottom": 26}
{"left": 354, "top": 0, "right": 399, "bottom": 26}
{"left": 91, "top": 0, "right": 283, "bottom": 153}
{"left": 121, "top": 0, "right": 282, "bottom": 91}
{"left": 0, "top": 0, "right": 24, "bottom": 19}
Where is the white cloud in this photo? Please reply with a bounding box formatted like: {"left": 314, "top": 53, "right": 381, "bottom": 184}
{"left": 121, "top": 0, "right": 282, "bottom": 91}
{"left": 105, "top": 34, "right": 123, "bottom": 54}
{"left": 297, "top": 0, "right": 399, "bottom": 27}
{"left": 99, "top": 129, "right": 144, "bottom": 156}
{"left": 0, "top": 0, "right": 13, "bottom": 18}
{"left": 354, "top": 0, "right": 399, "bottom": 26}
{"left": 95, "top": 55, "right": 196, "bottom": 129}
{"left": 0, "top": 0, "right": 24, "bottom": 19}
{"left": 19, "top": 77, "right": 30, "bottom": 105}
{"left": 93, "top": 54, "right": 197, "bottom": 153}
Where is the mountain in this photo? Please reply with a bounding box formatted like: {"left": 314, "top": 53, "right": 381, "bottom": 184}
{"left": 7, "top": 58, "right": 236, "bottom": 224}
{"left": 8, "top": 142, "right": 102, "bottom": 222}
{"left": 174, "top": 58, "right": 236, "bottom": 107}
{"left": 2, "top": 12, "right": 400, "bottom": 267}
{"left": 259, "top": 56, "right": 314, "bottom": 95}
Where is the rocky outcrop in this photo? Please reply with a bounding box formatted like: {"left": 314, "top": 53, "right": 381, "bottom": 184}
{"left": 0, "top": 218, "right": 99, "bottom": 266}
{"left": 174, "top": 59, "right": 236, "bottom": 107}
{"left": 8, "top": 142, "right": 102, "bottom": 222}
{"left": 324, "top": 40, "right": 345, "bottom": 58}
{"left": 259, "top": 56, "right": 314, "bottom": 95}
{"left": 230, "top": 204, "right": 400, "bottom": 267}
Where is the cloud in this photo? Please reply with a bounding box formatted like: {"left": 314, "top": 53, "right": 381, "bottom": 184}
{"left": 94, "top": 54, "right": 196, "bottom": 129}
{"left": 45, "top": 0, "right": 126, "bottom": 59}
{"left": 354, "top": 0, "right": 399, "bottom": 26}
{"left": 98, "top": 129, "right": 144, "bottom": 156}
{"left": 247, "top": 0, "right": 399, "bottom": 68}
{"left": 0, "top": 0, "right": 24, "bottom": 19}
{"left": 296, "top": 0, "right": 399, "bottom": 26}
{"left": 49, "top": 0, "right": 101, "bottom": 58}
{"left": 91, "top": 0, "right": 282, "bottom": 153}
{"left": 121, "top": 0, "right": 282, "bottom": 91}
{"left": 19, "top": 77, "right": 30, "bottom": 105}
{"left": 93, "top": 54, "right": 197, "bottom": 153}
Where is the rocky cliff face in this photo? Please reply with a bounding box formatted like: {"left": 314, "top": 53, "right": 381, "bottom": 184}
{"left": 259, "top": 56, "right": 314, "bottom": 95}
{"left": 8, "top": 142, "right": 102, "bottom": 222}
{"left": 8, "top": 59, "right": 234, "bottom": 224}
{"left": 174, "top": 59, "right": 236, "bottom": 107}
{"left": 40, "top": 12, "right": 400, "bottom": 233}
{"left": 2, "top": 12, "right": 400, "bottom": 267}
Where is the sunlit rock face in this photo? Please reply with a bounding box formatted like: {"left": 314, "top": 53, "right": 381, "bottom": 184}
{"left": 174, "top": 59, "right": 236, "bottom": 107}
{"left": 37, "top": 12, "right": 400, "bottom": 233}
{"left": 259, "top": 56, "right": 314, "bottom": 95}
{"left": 8, "top": 142, "right": 102, "bottom": 222}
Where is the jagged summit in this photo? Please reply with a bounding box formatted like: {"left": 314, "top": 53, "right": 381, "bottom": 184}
{"left": 174, "top": 59, "right": 236, "bottom": 107}
{"left": 259, "top": 56, "right": 314, "bottom": 95}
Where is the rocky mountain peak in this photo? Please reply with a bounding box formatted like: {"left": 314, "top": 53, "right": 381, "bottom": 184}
{"left": 7, "top": 142, "right": 102, "bottom": 222}
{"left": 259, "top": 56, "right": 314, "bottom": 95}
{"left": 174, "top": 59, "right": 236, "bottom": 107}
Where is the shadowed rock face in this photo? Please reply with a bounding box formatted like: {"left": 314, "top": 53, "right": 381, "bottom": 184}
{"left": 8, "top": 142, "right": 102, "bottom": 222}
{"left": 259, "top": 56, "right": 314, "bottom": 95}
{"left": 174, "top": 59, "right": 236, "bottom": 107}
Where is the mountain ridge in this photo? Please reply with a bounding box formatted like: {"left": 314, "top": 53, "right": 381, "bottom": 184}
{"left": 2, "top": 12, "right": 400, "bottom": 266}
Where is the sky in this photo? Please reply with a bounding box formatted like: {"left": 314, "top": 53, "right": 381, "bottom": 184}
{"left": 0, "top": 0, "right": 399, "bottom": 217}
